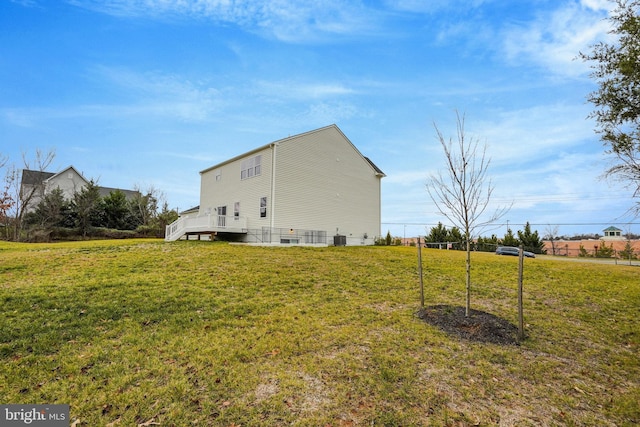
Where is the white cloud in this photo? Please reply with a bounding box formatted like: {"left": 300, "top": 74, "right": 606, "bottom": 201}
{"left": 469, "top": 103, "right": 597, "bottom": 167}
{"left": 382, "top": 0, "right": 489, "bottom": 14}
{"left": 302, "top": 101, "right": 360, "bottom": 124}
{"left": 11, "top": 0, "right": 40, "bottom": 6}
{"left": 67, "top": 0, "right": 379, "bottom": 42}
{"left": 1, "top": 67, "right": 223, "bottom": 125}
{"left": 87, "top": 66, "right": 223, "bottom": 121}
{"left": 501, "top": 1, "right": 613, "bottom": 78}
{"left": 254, "top": 80, "right": 356, "bottom": 100}
{"left": 1, "top": 108, "right": 36, "bottom": 128}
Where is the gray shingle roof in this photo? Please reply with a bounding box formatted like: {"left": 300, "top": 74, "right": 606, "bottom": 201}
{"left": 20, "top": 170, "right": 55, "bottom": 186}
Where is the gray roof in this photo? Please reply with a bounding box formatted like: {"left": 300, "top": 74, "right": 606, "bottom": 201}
{"left": 21, "top": 170, "right": 55, "bottom": 186}
{"left": 98, "top": 187, "right": 140, "bottom": 200}
{"left": 364, "top": 157, "right": 385, "bottom": 176}
{"left": 180, "top": 206, "right": 200, "bottom": 215}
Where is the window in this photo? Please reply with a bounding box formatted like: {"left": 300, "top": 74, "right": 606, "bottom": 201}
{"left": 241, "top": 155, "right": 262, "bottom": 180}
{"left": 215, "top": 171, "right": 221, "bottom": 181}
{"left": 217, "top": 206, "right": 227, "bottom": 227}
{"left": 234, "top": 202, "right": 240, "bottom": 219}
{"left": 260, "top": 196, "right": 267, "bottom": 218}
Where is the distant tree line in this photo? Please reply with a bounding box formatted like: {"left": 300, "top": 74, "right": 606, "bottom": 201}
{"left": 422, "top": 221, "right": 546, "bottom": 254}
{"left": 377, "top": 222, "right": 547, "bottom": 254}
{"left": 376, "top": 230, "right": 403, "bottom": 246}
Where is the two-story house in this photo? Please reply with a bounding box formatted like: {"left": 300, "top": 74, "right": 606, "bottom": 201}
{"left": 21, "top": 165, "right": 139, "bottom": 212}
{"left": 165, "top": 125, "right": 385, "bottom": 245}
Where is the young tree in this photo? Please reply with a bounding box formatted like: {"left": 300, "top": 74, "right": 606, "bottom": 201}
{"left": 476, "top": 234, "right": 499, "bottom": 252}
{"left": 385, "top": 230, "right": 392, "bottom": 246}
{"left": 596, "top": 240, "right": 616, "bottom": 258}
{"left": 517, "top": 222, "right": 546, "bottom": 254}
{"left": 73, "top": 180, "right": 102, "bottom": 238}
{"left": 449, "top": 226, "right": 464, "bottom": 250}
{"left": 581, "top": 0, "right": 640, "bottom": 212}
{"left": 30, "top": 187, "right": 69, "bottom": 229}
{"left": 128, "top": 185, "right": 160, "bottom": 229}
{"left": 102, "top": 190, "right": 130, "bottom": 230}
{"left": 5, "top": 149, "right": 57, "bottom": 241}
{"left": 579, "top": 244, "right": 590, "bottom": 257}
{"left": 156, "top": 201, "right": 179, "bottom": 237}
{"left": 544, "top": 224, "right": 561, "bottom": 255}
{"left": 426, "top": 112, "right": 509, "bottom": 316}
{"left": 619, "top": 239, "right": 637, "bottom": 260}
{"left": 0, "top": 149, "right": 55, "bottom": 240}
{"left": 425, "top": 222, "right": 450, "bottom": 247}
{"left": 0, "top": 175, "right": 13, "bottom": 239}
{"left": 502, "top": 228, "right": 520, "bottom": 247}
{"left": 0, "top": 154, "right": 9, "bottom": 239}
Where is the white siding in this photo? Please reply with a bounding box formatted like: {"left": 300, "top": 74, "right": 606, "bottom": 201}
{"left": 45, "top": 167, "right": 88, "bottom": 200}
{"left": 199, "top": 147, "right": 273, "bottom": 228}
{"left": 273, "top": 126, "right": 382, "bottom": 240}
{"left": 197, "top": 125, "right": 384, "bottom": 244}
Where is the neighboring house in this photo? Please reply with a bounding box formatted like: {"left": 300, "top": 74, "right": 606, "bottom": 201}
{"left": 21, "top": 165, "right": 139, "bottom": 212}
{"left": 166, "top": 124, "right": 385, "bottom": 245}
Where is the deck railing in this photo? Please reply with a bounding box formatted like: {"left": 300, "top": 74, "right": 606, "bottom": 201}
{"left": 165, "top": 215, "right": 247, "bottom": 241}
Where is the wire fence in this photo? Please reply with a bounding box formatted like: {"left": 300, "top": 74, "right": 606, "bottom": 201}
{"left": 399, "top": 238, "right": 640, "bottom": 262}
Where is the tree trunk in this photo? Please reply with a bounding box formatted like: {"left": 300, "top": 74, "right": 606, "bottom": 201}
{"left": 465, "top": 238, "right": 471, "bottom": 317}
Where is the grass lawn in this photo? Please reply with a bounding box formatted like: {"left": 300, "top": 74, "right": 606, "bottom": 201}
{"left": 1, "top": 239, "right": 638, "bottom": 426}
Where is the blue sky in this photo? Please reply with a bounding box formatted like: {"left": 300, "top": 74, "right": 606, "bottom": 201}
{"left": 2, "top": 0, "right": 637, "bottom": 238}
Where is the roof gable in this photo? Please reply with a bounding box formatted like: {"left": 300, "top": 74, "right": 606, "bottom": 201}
{"left": 200, "top": 124, "right": 385, "bottom": 177}
{"left": 45, "top": 166, "right": 89, "bottom": 185}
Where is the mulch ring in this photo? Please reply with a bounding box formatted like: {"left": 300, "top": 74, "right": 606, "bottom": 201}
{"left": 416, "top": 305, "right": 521, "bottom": 345}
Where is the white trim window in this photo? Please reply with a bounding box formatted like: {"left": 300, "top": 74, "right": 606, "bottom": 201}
{"left": 234, "top": 202, "right": 240, "bottom": 220}
{"left": 241, "top": 155, "right": 261, "bottom": 180}
{"left": 260, "top": 196, "right": 267, "bottom": 218}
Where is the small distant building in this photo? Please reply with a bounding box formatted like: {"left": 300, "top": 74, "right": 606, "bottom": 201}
{"left": 602, "top": 226, "right": 623, "bottom": 240}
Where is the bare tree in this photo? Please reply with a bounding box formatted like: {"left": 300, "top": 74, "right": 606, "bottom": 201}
{"left": 130, "top": 184, "right": 160, "bottom": 227}
{"left": 0, "top": 153, "right": 12, "bottom": 238}
{"left": 426, "top": 112, "right": 509, "bottom": 316}
{"left": 5, "top": 149, "right": 56, "bottom": 241}
{"left": 544, "top": 224, "right": 560, "bottom": 255}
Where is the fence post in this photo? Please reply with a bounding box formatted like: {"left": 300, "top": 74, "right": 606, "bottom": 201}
{"left": 418, "top": 236, "right": 424, "bottom": 308}
{"left": 518, "top": 245, "right": 525, "bottom": 341}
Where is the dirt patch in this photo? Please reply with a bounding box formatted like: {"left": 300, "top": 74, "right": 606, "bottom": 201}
{"left": 416, "top": 305, "right": 520, "bottom": 345}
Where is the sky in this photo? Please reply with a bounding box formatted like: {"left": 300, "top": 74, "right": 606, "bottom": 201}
{"left": 1, "top": 0, "right": 638, "bottom": 239}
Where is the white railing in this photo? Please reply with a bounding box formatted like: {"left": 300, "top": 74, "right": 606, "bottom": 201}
{"left": 165, "top": 215, "right": 247, "bottom": 241}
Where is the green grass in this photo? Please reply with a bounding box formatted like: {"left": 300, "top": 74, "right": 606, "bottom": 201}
{"left": 1, "top": 239, "right": 638, "bottom": 426}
